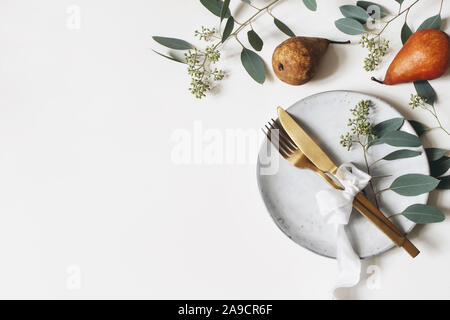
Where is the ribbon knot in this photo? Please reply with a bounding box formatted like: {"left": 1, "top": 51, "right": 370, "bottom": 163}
{"left": 315, "top": 163, "right": 371, "bottom": 298}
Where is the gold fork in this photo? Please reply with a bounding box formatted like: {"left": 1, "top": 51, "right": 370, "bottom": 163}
{"left": 263, "top": 119, "right": 419, "bottom": 258}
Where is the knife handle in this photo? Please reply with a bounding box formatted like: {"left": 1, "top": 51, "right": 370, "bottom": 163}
{"left": 355, "top": 193, "right": 420, "bottom": 258}
{"left": 313, "top": 169, "right": 419, "bottom": 258}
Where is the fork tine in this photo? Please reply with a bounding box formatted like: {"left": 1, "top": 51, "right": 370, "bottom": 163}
{"left": 269, "top": 120, "right": 298, "bottom": 152}
{"left": 265, "top": 124, "right": 293, "bottom": 156}
{"left": 262, "top": 127, "right": 289, "bottom": 158}
{"left": 272, "top": 119, "right": 298, "bottom": 149}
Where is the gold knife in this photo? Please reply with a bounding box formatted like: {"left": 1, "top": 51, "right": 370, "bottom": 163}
{"left": 278, "top": 107, "right": 420, "bottom": 258}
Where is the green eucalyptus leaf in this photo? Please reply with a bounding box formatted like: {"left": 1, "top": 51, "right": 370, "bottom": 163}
{"left": 369, "top": 117, "right": 405, "bottom": 148}
{"left": 222, "top": 17, "right": 234, "bottom": 43}
{"left": 401, "top": 23, "right": 413, "bottom": 45}
{"left": 367, "top": 138, "right": 378, "bottom": 149}
{"left": 438, "top": 176, "right": 450, "bottom": 189}
{"left": 303, "top": 0, "right": 317, "bottom": 11}
{"left": 335, "top": 18, "right": 366, "bottom": 35}
{"left": 409, "top": 120, "right": 428, "bottom": 137}
{"left": 401, "top": 204, "right": 445, "bottom": 224}
{"left": 220, "top": 0, "right": 230, "bottom": 22}
{"left": 430, "top": 156, "right": 450, "bottom": 177}
{"left": 356, "top": 1, "right": 388, "bottom": 18}
{"left": 340, "top": 5, "right": 370, "bottom": 24}
{"left": 152, "top": 50, "right": 186, "bottom": 64}
{"left": 274, "top": 18, "right": 295, "bottom": 37}
{"left": 414, "top": 80, "right": 436, "bottom": 105}
{"left": 382, "top": 150, "right": 422, "bottom": 161}
{"left": 152, "top": 36, "right": 194, "bottom": 50}
{"left": 373, "top": 118, "right": 404, "bottom": 137}
{"left": 395, "top": 0, "right": 405, "bottom": 4}
{"left": 389, "top": 174, "right": 440, "bottom": 196}
{"left": 200, "top": 0, "right": 231, "bottom": 18}
{"left": 241, "top": 0, "right": 251, "bottom": 3}
{"left": 247, "top": 30, "right": 263, "bottom": 52}
{"left": 426, "top": 148, "right": 447, "bottom": 161}
{"left": 241, "top": 48, "right": 265, "bottom": 84}
{"left": 378, "top": 131, "right": 422, "bottom": 147}
{"left": 417, "top": 14, "right": 442, "bottom": 31}
{"left": 367, "top": 136, "right": 382, "bottom": 147}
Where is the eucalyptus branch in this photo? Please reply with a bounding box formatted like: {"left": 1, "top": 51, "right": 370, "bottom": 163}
{"left": 234, "top": 35, "right": 245, "bottom": 48}
{"left": 368, "top": 158, "right": 382, "bottom": 168}
{"left": 409, "top": 94, "right": 450, "bottom": 136}
{"left": 168, "top": 0, "right": 285, "bottom": 99}
{"left": 374, "top": 0, "right": 420, "bottom": 38}
{"left": 340, "top": 100, "right": 380, "bottom": 208}
{"left": 430, "top": 104, "right": 450, "bottom": 136}
{"left": 375, "top": 188, "right": 389, "bottom": 195}
{"left": 404, "top": 5, "right": 410, "bottom": 24}
{"left": 371, "top": 174, "right": 392, "bottom": 179}
{"left": 227, "top": 0, "right": 283, "bottom": 41}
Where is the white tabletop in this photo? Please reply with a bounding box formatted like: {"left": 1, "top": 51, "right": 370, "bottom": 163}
{"left": 0, "top": 0, "right": 448, "bottom": 299}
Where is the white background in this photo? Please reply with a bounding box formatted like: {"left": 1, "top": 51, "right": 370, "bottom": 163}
{"left": 0, "top": 0, "right": 448, "bottom": 299}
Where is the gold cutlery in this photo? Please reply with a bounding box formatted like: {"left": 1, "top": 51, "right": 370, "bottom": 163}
{"left": 263, "top": 109, "right": 419, "bottom": 258}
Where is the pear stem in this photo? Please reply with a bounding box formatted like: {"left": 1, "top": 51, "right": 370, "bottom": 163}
{"left": 328, "top": 40, "right": 351, "bottom": 45}
{"left": 371, "top": 77, "right": 384, "bottom": 85}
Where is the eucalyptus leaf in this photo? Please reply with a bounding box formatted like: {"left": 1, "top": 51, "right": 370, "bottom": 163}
{"left": 152, "top": 36, "right": 194, "bottom": 50}
{"left": 247, "top": 30, "right": 263, "bottom": 52}
{"left": 401, "top": 204, "right": 445, "bottom": 224}
{"left": 378, "top": 131, "right": 422, "bottom": 147}
{"left": 426, "top": 148, "right": 447, "bottom": 161}
{"left": 335, "top": 18, "right": 366, "bottom": 35}
{"left": 382, "top": 150, "right": 422, "bottom": 161}
{"left": 401, "top": 23, "right": 413, "bottom": 45}
{"left": 368, "top": 118, "right": 405, "bottom": 148}
{"left": 389, "top": 174, "right": 440, "bottom": 196}
{"left": 395, "top": 0, "right": 405, "bottom": 4}
{"left": 414, "top": 80, "right": 436, "bottom": 105}
{"left": 200, "top": 0, "right": 231, "bottom": 18}
{"left": 241, "top": 48, "right": 265, "bottom": 84}
{"left": 367, "top": 136, "right": 382, "bottom": 147}
{"left": 417, "top": 14, "right": 442, "bottom": 31}
{"left": 340, "top": 5, "right": 370, "bottom": 24}
{"left": 220, "top": 0, "right": 230, "bottom": 22}
{"left": 373, "top": 118, "right": 404, "bottom": 137}
{"left": 430, "top": 156, "right": 450, "bottom": 177}
{"left": 222, "top": 17, "right": 234, "bottom": 43}
{"left": 438, "top": 176, "right": 450, "bottom": 189}
{"left": 303, "top": 0, "right": 317, "bottom": 11}
{"left": 152, "top": 50, "right": 186, "bottom": 64}
{"left": 274, "top": 18, "right": 295, "bottom": 37}
{"left": 241, "top": 0, "right": 251, "bottom": 3}
{"left": 409, "top": 120, "right": 428, "bottom": 137}
{"left": 356, "top": 1, "right": 388, "bottom": 18}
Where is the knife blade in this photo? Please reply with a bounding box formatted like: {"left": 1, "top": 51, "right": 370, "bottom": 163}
{"left": 277, "top": 107, "right": 338, "bottom": 174}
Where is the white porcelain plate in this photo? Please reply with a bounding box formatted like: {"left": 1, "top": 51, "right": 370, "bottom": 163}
{"left": 256, "top": 91, "right": 429, "bottom": 259}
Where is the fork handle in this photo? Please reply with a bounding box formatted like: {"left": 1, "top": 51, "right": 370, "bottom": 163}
{"left": 313, "top": 168, "right": 419, "bottom": 258}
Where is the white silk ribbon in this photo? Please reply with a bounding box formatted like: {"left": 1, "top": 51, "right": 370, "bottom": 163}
{"left": 315, "top": 163, "right": 371, "bottom": 298}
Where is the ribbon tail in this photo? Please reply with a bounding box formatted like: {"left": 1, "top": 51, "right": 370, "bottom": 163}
{"left": 332, "top": 225, "right": 361, "bottom": 299}
{"left": 315, "top": 162, "right": 369, "bottom": 299}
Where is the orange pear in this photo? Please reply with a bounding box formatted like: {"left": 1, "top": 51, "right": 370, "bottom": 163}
{"left": 373, "top": 29, "right": 450, "bottom": 85}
